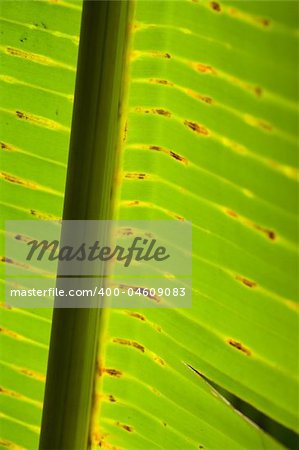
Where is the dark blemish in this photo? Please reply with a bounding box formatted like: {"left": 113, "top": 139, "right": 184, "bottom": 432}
{"left": 103, "top": 368, "right": 122, "bottom": 377}
{"left": 108, "top": 394, "right": 117, "bottom": 402}
{"left": 199, "top": 446, "right": 205, "bottom": 449}
{"left": 225, "top": 209, "right": 239, "bottom": 218}
{"left": 157, "top": 79, "right": 172, "bottom": 86}
{"left": 0, "top": 256, "right": 13, "bottom": 264}
{"left": 113, "top": 338, "right": 145, "bottom": 353}
{"left": 196, "top": 63, "right": 215, "bottom": 74}
{"left": 174, "top": 214, "right": 185, "bottom": 221}
{"left": 125, "top": 172, "right": 147, "bottom": 180}
{"left": 201, "top": 96, "right": 213, "bottom": 104}
{"left": 154, "top": 356, "right": 166, "bottom": 366}
{"left": 1, "top": 142, "right": 9, "bottom": 150}
{"left": 162, "top": 421, "right": 167, "bottom": 427}
{"left": 236, "top": 275, "right": 257, "bottom": 288}
{"left": 258, "top": 18, "right": 271, "bottom": 27}
{"left": 184, "top": 120, "right": 209, "bottom": 136}
{"left": 149, "top": 78, "right": 173, "bottom": 86}
{"left": 164, "top": 53, "right": 171, "bottom": 59}
{"left": 228, "top": 339, "right": 251, "bottom": 356}
{"left": 155, "top": 109, "right": 171, "bottom": 118}
{"left": 254, "top": 224, "right": 276, "bottom": 240}
{"left": 258, "top": 120, "right": 272, "bottom": 132}
{"left": 1, "top": 172, "right": 25, "bottom": 186}
{"left": 7, "top": 48, "right": 26, "bottom": 58}
{"left": 127, "top": 200, "right": 140, "bottom": 206}
{"left": 116, "top": 422, "right": 133, "bottom": 432}
{"left": 123, "top": 121, "right": 128, "bottom": 142}
{"left": 150, "top": 145, "right": 187, "bottom": 164}
{"left": 15, "top": 234, "right": 29, "bottom": 242}
{"left": 16, "top": 110, "right": 25, "bottom": 119}
{"left": 41, "top": 22, "right": 48, "bottom": 29}
{"left": 20, "top": 37, "right": 27, "bottom": 43}
{"left": 55, "top": 109, "right": 59, "bottom": 116}
{"left": 128, "top": 312, "right": 146, "bottom": 321}
{"left": 30, "top": 209, "right": 37, "bottom": 216}
{"left": 169, "top": 151, "right": 186, "bottom": 163}
{"left": 210, "top": 1, "right": 221, "bottom": 12}
{"left": 254, "top": 86, "right": 263, "bottom": 97}
{"left": 121, "top": 228, "right": 133, "bottom": 236}
{"left": 2, "top": 303, "right": 12, "bottom": 310}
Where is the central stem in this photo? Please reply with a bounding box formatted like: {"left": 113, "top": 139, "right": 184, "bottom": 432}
{"left": 39, "top": 1, "right": 133, "bottom": 448}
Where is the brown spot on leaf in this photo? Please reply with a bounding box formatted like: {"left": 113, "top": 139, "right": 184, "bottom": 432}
{"left": 149, "top": 145, "right": 187, "bottom": 164}
{"left": 15, "top": 110, "right": 66, "bottom": 131}
{"left": 113, "top": 338, "right": 145, "bottom": 353}
{"left": 257, "top": 17, "right": 271, "bottom": 27}
{"left": 127, "top": 200, "right": 140, "bottom": 206}
{"left": 258, "top": 121, "right": 272, "bottom": 132}
{"left": 236, "top": 275, "right": 257, "bottom": 288}
{"left": 125, "top": 172, "right": 147, "bottom": 180}
{"left": 225, "top": 209, "right": 239, "bottom": 218}
{"left": 122, "top": 121, "right": 128, "bottom": 143}
{"left": 153, "top": 356, "right": 166, "bottom": 366}
{"left": 0, "top": 256, "right": 13, "bottom": 264}
{"left": 253, "top": 224, "right": 276, "bottom": 240}
{"left": 195, "top": 63, "right": 216, "bottom": 74}
{"left": 16, "top": 111, "right": 25, "bottom": 119}
{"left": 0, "top": 439, "right": 25, "bottom": 449}
{"left": 30, "top": 209, "right": 59, "bottom": 220}
{"left": 119, "top": 228, "right": 133, "bottom": 236}
{"left": 228, "top": 339, "right": 251, "bottom": 356}
{"left": 1, "top": 172, "right": 27, "bottom": 187}
{"left": 103, "top": 368, "right": 123, "bottom": 378}
{"left": 108, "top": 394, "right": 117, "bottom": 402}
{"left": 116, "top": 422, "right": 133, "bottom": 432}
{"left": 169, "top": 151, "right": 186, "bottom": 163}
{"left": 184, "top": 120, "right": 209, "bottom": 136}
{"left": 19, "top": 368, "right": 45, "bottom": 382}
{"left": 174, "top": 214, "right": 185, "bottom": 221}
{"left": 210, "top": 2, "right": 221, "bottom": 12}
{"left": 200, "top": 96, "right": 213, "bottom": 104}
{"left": 155, "top": 108, "right": 171, "bottom": 117}
{"left": 1, "top": 142, "right": 13, "bottom": 151}
{"left": 254, "top": 86, "right": 263, "bottom": 97}
{"left": 128, "top": 312, "right": 146, "bottom": 321}
{"left": 147, "top": 51, "right": 171, "bottom": 59}
{"left": 150, "top": 78, "right": 173, "bottom": 86}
